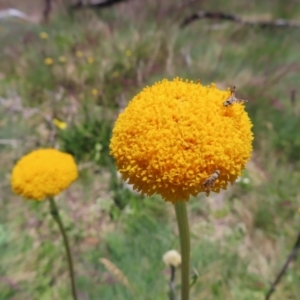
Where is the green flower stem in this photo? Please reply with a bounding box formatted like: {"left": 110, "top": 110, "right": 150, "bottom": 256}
{"left": 174, "top": 201, "right": 190, "bottom": 300}
{"left": 49, "top": 197, "right": 78, "bottom": 300}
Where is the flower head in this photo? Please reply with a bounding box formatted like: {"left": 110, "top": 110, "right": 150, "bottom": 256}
{"left": 44, "top": 57, "right": 54, "bottom": 66}
{"left": 39, "top": 32, "right": 49, "bottom": 39}
{"left": 87, "top": 56, "right": 94, "bottom": 64}
{"left": 163, "top": 250, "right": 181, "bottom": 267}
{"left": 91, "top": 88, "right": 98, "bottom": 96}
{"left": 110, "top": 78, "right": 253, "bottom": 203}
{"left": 76, "top": 51, "right": 83, "bottom": 58}
{"left": 11, "top": 149, "right": 78, "bottom": 200}
{"left": 112, "top": 71, "right": 119, "bottom": 78}
{"left": 53, "top": 118, "right": 67, "bottom": 130}
{"left": 125, "top": 50, "right": 132, "bottom": 57}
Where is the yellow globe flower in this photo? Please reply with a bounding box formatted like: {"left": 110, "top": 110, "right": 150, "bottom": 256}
{"left": 110, "top": 78, "right": 253, "bottom": 203}
{"left": 91, "top": 88, "right": 98, "bottom": 96}
{"left": 87, "top": 56, "right": 94, "bottom": 64}
{"left": 39, "top": 32, "right": 49, "bottom": 39}
{"left": 76, "top": 51, "right": 83, "bottom": 58}
{"left": 44, "top": 57, "right": 54, "bottom": 66}
{"left": 53, "top": 118, "right": 67, "bottom": 130}
{"left": 11, "top": 149, "right": 78, "bottom": 201}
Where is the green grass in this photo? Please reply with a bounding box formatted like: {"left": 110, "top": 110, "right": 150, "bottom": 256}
{"left": 1, "top": 0, "right": 300, "bottom": 299}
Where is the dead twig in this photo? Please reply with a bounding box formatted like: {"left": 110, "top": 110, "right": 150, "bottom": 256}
{"left": 265, "top": 231, "right": 300, "bottom": 300}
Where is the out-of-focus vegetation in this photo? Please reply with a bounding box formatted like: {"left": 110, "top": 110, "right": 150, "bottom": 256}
{"left": 1, "top": 0, "right": 300, "bottom": 299}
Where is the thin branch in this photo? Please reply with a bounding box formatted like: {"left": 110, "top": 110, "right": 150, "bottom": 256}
{"left": 181, "top": 10, "right": 300, "bottom": 28}
{"left": 265, "top": 231, "right": 300, "bottom": 300}
{"left": 71, "top": 0, "right": 129, "bottom": 10}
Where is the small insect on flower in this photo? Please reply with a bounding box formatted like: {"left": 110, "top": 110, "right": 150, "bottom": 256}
{"left": 202, "top": 170, "right": 220, "bottom": 196}
{"left": 223, "top": 86, "right": 248, "bottom": 107}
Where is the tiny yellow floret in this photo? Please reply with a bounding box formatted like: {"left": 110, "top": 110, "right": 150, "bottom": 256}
{"left": 11, "top": 149, "right": 78, "bottom": 201}
{"left": 110, "top": 78, "right": 253, "bottom": 203}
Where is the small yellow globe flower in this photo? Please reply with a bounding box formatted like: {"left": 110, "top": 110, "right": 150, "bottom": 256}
{"left": 110, "top": 78, "right": 253, "bottom": 203}
{"left": 125, "top": 50, "right": 132, "bottom": 57}
{"left": 44, "top": 57, "right": 54, "bottom": 66}
{"left": 40, "top": 32, "right": 49, "bottom": 39}
{"left": 112, "top": 71, "right": 119, "bottom": 78}
{"left": 53, "top": 118, "right": 67, "bottom": 130}
{"left": 91, "top": 88, "right": 98, "bottom": 96}
{"left": 87, "top": 56, "right": 94, "bottom": 64}
{"left": 11, "top": 149, "right": 78, "bottom": 200}
{"left": 76, "top": 51, "right": 83, "bottom": 58}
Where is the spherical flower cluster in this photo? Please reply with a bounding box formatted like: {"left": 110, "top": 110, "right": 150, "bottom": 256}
{"left": 52, "top": 118, "right": 67, "bottom": 130}
{"left": 44, "top": 57, "right": 54, "bottom": 66}
{"left": 39, "top": 32, "right": 49, "bottom": 39}
{"left": 110, "top": 78, "right": 253, "bottom": 203}
{"left": 11, "top": 149, "right": 78, "bottom": 200}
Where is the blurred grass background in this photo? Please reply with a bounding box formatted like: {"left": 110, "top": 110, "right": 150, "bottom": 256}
{"left": 1, "top": 0, "right": 300, "bottom": 299}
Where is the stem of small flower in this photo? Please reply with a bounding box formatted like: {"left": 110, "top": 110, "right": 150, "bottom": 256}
{"left": 174, "top": 201, "right": 190, "bottom": 300}
{"left": 49, "top": 197, "right": 78, "bottom": 300}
